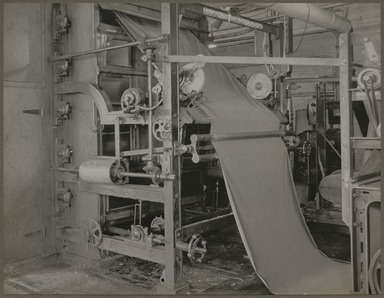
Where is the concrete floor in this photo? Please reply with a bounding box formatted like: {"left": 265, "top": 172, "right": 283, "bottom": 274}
{"left": 4, "top": 223, "right": 349, "bottom": 295}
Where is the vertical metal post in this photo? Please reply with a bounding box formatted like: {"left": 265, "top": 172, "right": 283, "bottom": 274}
{"left": 339, "top": 32, "right": 353, "bottom": 227}
{"left": 160, "top": 3, "right": 185, "bottom": 292}
{"left": 339, "top": 32, "right": 353, "bottom": 290}
{"left": 114, "top": 117, "right": 121, "bottom": 164}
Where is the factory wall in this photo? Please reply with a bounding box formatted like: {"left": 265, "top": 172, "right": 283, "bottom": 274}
{"left": 3, "top": 3, "right": 52, "bottom": 262}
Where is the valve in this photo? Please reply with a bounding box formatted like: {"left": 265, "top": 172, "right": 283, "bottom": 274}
{"left": 55, "top": 60, "right": 70, "bottom": 76}
{"left": 176, "top": 234, "right": 207, "bottom": 263}
{"left": 57, "top": 188, "right": 73, "bottom": 208}
{"left": 56, "top": 102, "right": 72, "bottom": 119}
{"left": 57, "top": 145, "right": 73, "bottom": 164}
{"left": 54, "top": 13, "right": 70, "bottom": 33}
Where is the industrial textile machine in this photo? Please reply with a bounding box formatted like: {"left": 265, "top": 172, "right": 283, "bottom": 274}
{"left": 46, "top": 3, "right": 380, "bottom": 293}
{"left": 51, "top": 3, "right": 235, "bottom": 292}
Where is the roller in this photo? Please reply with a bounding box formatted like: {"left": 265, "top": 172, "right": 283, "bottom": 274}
{"left": 79, "top": 157, "right": 129, "bottom": 184}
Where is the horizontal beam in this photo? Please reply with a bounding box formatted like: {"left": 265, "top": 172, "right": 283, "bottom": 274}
{"left": 351, "top": 137, "right": 381, "bottom": 150}
{"left": 351, "top": 90, "right": 381, "bottom": 101}
{"left": 79, "top": 180, "right": 165, "bottom": 203}
{"left": 162, "top": 55, "right": 343, "bottom": 67}
{"left": 100, "top": 236, "right": 166, "bottom": 265}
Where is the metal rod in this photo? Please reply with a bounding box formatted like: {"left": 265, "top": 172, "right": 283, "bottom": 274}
{"left": 163, "top": 55, "right": 342, "bottom": 67}
{"left": 119, "top": 171, "right": 176, "bottom": 181}
{"left": 114, "top": 118, "right": 121, "bottom": 164}
{"left": 192, "top": 153, "right": 219, "bottom": 164}
{"left": 121, "top": 147, "right": 165, "bottom": 157}
{"left": 146, "top": 49, "right": 154, "bottom": 158}
{"left": 351, "top": 171, "right": 381, "bottom": 184}
{"left": 50, "top": 36, "right": 166, "bottom": 62}
{"left": 316, "top": 128, "right": 341, "bottom": 159}
{"left": 191, "top": 130, "right": 292, "bottom": 143}
{"left": 106, "top": 226, "right": 131, "bottom": 237}
{"left": 369, "top": 77, "right": 379, "bottom": 124}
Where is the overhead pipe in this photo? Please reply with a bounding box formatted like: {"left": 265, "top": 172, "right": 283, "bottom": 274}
{"left": 257, "top": 3, "right": 352, "bottom": 33}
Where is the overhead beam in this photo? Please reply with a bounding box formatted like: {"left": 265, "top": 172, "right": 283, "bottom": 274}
{"left": 162, "top": 55, "right": 343, "bottom": 67}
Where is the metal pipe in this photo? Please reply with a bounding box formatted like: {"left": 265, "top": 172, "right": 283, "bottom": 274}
{"left": 257, "top": 3, "right": 352, "bottom": 33}
{"left": 50, "top": 36, "right": 167, "bottom": 62}
{"left": 192, "top": 153, "right": 219, "bottom": 164}
{"left": 191, "top": 130, "right": 293, "bottom": 143}
{"left": 119, "top": 171, "right": 177, "bottom": 181}
{"left": 200, "top": 5, "right": 279, "bottom": 35}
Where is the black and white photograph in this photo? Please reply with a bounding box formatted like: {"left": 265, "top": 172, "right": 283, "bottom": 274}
{"left": 2, "top": 1, "right": 382, "bottom": 295}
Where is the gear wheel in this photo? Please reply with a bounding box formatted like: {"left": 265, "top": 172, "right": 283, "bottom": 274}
{"left": 153, "top": 116, "right": 172, "bottom": 142}
{"left": 81, "top": 218, "right": 102, "bottom": 247}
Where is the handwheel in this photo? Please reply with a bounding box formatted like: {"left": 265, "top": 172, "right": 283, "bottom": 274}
{"left": 187, "top": 234, "right": 207, "bottom": 263}
{"left": 81, "top": 218, "right": 102, "bottom": 247}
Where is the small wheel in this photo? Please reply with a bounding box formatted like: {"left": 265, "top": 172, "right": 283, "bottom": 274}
{"left": 82, "top": 218, "right": 102, "bottom": 247}
{"left": 153, "top": 117, "right": 172, "bottom": 142}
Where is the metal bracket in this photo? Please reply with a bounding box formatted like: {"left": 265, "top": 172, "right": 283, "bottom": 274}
{"left": 23, "top": 108, "right": 44, "bottom": 117}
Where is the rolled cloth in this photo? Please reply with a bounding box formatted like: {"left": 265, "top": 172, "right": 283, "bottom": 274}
{"left": 115, "top": 13, "right": 352, "bottom": 294}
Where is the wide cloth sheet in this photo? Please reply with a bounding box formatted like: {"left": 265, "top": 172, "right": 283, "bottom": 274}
{"left": 116, "top": 13, "right": 352, "bottom": 294}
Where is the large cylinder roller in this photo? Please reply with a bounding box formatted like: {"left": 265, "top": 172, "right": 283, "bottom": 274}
{"left": 79, "top": 157, "right": 129, "bottom": 184}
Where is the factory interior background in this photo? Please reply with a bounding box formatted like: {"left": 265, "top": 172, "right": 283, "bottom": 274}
{"left": 3, "top": 2, "right": 382, "bottom": 295}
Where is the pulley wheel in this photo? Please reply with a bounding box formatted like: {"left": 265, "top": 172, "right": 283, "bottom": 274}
{"left": 357, "top": 68, "right": 381, "bottom": 90}
{"left": 247, "top": 73, "right": 273, "bottom": 100}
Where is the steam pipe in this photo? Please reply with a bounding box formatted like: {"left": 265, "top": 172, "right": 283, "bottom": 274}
{"left": 257, "top": 3, "right": 352, "bottom": 33}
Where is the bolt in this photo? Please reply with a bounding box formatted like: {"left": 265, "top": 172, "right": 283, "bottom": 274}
{"left": 340, "top": 59, "right": 347, "bottom": 65}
